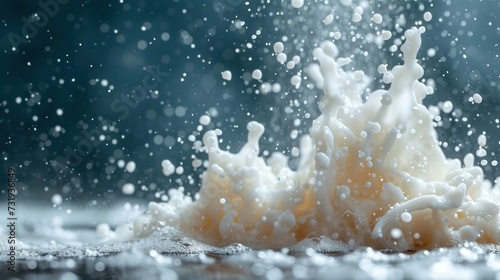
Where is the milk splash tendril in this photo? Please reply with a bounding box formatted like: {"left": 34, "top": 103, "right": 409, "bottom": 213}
{"left": 110, "top": 27, "right": 500, "bottom": 251}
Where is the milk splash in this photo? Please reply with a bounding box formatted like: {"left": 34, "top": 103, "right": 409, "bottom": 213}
{"left": 109, "top": 27, "right": 500, "bottom": 251}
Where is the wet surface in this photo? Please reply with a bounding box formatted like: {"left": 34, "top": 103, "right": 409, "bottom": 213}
{"left": 2, "top": 225, "right": 500, "bottom": 280}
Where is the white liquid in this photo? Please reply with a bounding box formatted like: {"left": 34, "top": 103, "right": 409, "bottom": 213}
{"left": 352, "top": 13, "right": 362, "bottom": 23}
{"left": 106, "top": 27, "right": 500, "bottom": 251}
{"left": 122, "top": 183, "right": 135, "bottom": 195}
{"left": 291, "top": 0, "right": 304, "bottom": 9}
{"left": 323, "top": 15, "right": 334, "bottom": 25}
{"left": 372, "top": 14, "right": 383, "bottom": 24}
{"left": 273, "top": 42, "right": 284, "bottom": 53}
{"left": 252, "top": 69, "right": 263, "bottom": 80}
{"left": 423, "top": 12, "right": 433, "bottom": 22}
{"left": 221, "top": 70, "right": 232, "bottom": 81}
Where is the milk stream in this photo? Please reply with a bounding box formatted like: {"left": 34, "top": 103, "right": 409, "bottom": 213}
{"left": 105, "top": 27, "right": 500, "bottom": 251}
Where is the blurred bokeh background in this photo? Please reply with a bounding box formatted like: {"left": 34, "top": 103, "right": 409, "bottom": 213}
{"left": 0, "top": 0, "right": 498, "bottom": 209}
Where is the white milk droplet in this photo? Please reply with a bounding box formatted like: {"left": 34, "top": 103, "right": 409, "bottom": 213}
{"left": 199, "top": 115, "right": 211, "bottom": 126}
{"left": 476, "top": 148, "right": 487, "bottom": 158}
{"left": 352, "top": 13, "right": 362, "bottom": 23}
{"left": 323, "top": 15, "right": 334, "bottom": 25}
{"left": 161, "top": 159, "right": 175, "bottom": 176}
{"left": 354, "top": 6, "right": 364, "bottom": 14}
{"left": 260, "top": 82, "right": 272, "bottom": 94}
{"left": 401, "top": 212, "right": 412, "bottom": 223}
{"left": 423, "top": 12, "right": 432, "bottom": 22}
{"left": 291, "top": 75, "right": 301, "bottom": 87}
{"left": 175, "top": 166, "right": 184, "bottom": 175}
{"left": 427, "top": 48, "right": 436, "bottom": 57}
{"left": 473, "top": 93, "right": 483, "bottom": 103}
{"left": 377, "top": 64, "right": 388, "bottom": 74}
{"left": 277, "top": 53, "right": 287, "bottom": 64}
{"left": 372, "top": 14, "right": 383, "bottom": 24}
{"left": 459, "top": 225, "right": 478, "bottom": 242}
{"left": 442, "top": 100, "right": 453, "bottom": 113}
{"left": 122, "top": 183, "right": 135, "bottom": 195}
{"left": 252, "top": 69, "right": 263, "bottom": 80}
{"left": 272, "top": 83, "right": 281, "bottom": 93}
{"left": 291, "top": 0, "right": 304, "bottom": 9}
{"left": 390, "top": 228, "right": 403, "bottom": 239}
{"left": 382, "top": 73, "right": 393, "bottom": 84}
{"left": 273, "top": 42, "right": 284, "bottom": 53}
{"left": 52, "top": 194, "right": 63, "bottom": 205}
{"left": 478, "top": 134, "right": 487, "bottom": 147}
{"left": 125, "top": 161, "right": 136, "bottom": 173}
{"left": 221, "top": 70, "right": 232, "bottom": 81}
{"left": 381, "top": 30, "right": 392, "bottom": 40}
